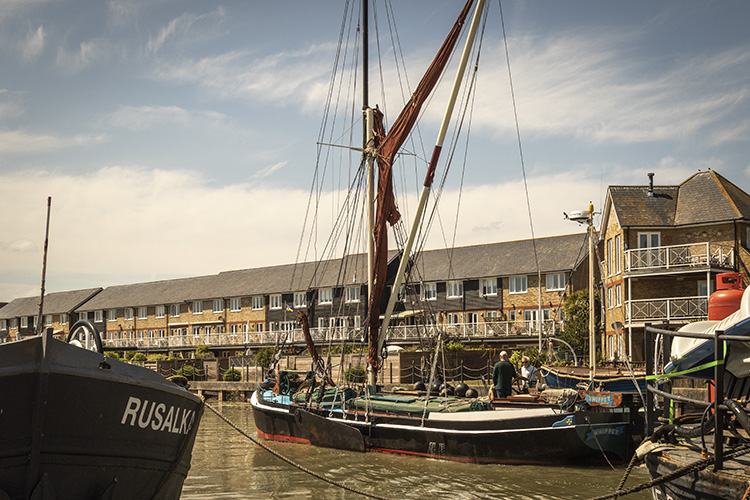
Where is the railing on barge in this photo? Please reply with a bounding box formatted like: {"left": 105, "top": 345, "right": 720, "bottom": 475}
{"left": 644, "top": 322, "right": 749, "bottom": 471}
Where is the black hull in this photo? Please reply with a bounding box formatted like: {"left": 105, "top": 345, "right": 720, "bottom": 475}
{"left": 646, "top": 449, "right": 750, "bottom": 500}
{"left": 251, "top": 391, "right": 636, "bottom": 465}
{"left": 0, "top": 332, "right": 204, "bottom": 500}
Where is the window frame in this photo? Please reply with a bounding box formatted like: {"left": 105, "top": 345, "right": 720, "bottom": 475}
{"left": 447, "top": 280, "right": 463, "bottom": 299}
{"left": 345, "top": 286, "right": 360, "bottom": 304}
{"left": 319, "top": 288, "right": 333, "bottom": 305}
{"left": 545, "top": 273, "right": 565, "bottom": 291}
{"left": 230, "top": 297, "right": 242, "bottom": 312}
{"left": 422, "top": 283, "right": 437, "bottom": 301}
{"left": 213, "top": 299, "right": 223, "bottom": 313}
{"left": 509, "top": 276, "right": 528, "bottom": 294}
{"left": 270, "top": 294, "right": 282, "bottom": 310}
{"left": 480, "top": 278, "right": 497, "bottom": 297}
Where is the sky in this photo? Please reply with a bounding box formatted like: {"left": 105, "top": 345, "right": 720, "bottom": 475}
{"left": 1, "top": 0, "right": 749, "bottom": 302}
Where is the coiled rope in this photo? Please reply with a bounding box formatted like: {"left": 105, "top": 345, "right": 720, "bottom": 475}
{"left": 586, "top": 442, "right": 750, "bottom": 500}
{"left": 203, "top": 400, "right": 393, "bottom": 500}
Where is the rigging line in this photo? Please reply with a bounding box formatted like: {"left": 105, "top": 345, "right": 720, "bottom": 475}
{"left": 498, "top": 0, "right": 542, "bottom": 292}
{"left": 295, "top": 0, "right": 356, "bottom": 288}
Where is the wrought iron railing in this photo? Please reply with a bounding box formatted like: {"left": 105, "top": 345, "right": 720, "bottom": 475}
{"left": 626, "top": 295, "right": 707, "bottom": 323}
{"left": 625, "top": 242, "right": 734, "bottom": 273}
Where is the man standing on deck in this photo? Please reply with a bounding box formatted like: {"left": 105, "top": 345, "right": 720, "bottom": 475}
{"left": 492, "top": 351, "right": 516, "bottom": 398}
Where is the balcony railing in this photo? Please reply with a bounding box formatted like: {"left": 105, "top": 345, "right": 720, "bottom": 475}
{"left": 625, "top": 242, "right": 734, "bottom": 273}
{"left": 103, "top": 320, "right": 563, "bottom": 350}
{"left": 626, "top": 295, "right": 707, "bottom": 323}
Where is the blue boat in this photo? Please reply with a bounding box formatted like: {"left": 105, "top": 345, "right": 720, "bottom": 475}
{"left": 542, "top": 365, "right": 646, "bottom": 393}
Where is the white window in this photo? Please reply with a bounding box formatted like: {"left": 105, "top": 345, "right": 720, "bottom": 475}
{"left": 699, "top": 280, "right": 709, "bottom": 297}
{"left": 108, "top": 310, "right": 117, "bottom": 322}
{"left": 124, "top": 308, "right": 133, "bottom": 320}
{"left": 607, "top": 238, "right": 613, "bottom": 276}
{"left": 91, "top": 310, "right": 101, "bottom": 322}
{"left": 294, "top": 292, "right": 306, "bottom": 308}
{"left": 155, "top": 305, "right": 165, "bottom": 318}
{"left": 509, "top": 276, "right": 527, "bottom": 294}
{"left": 614, "top": 234, "right": 622, "bottom": 274}
{"left": 270, "top": 295, "right": 282, "bottom": 310}
{"left": 524, "top": 309, "right": 538, "bottom": 322}
{"left": 170, "top": 304, "right": 180, "bottom": 317}
{"left": 466, "top": 312, "right": 478, "bottom": 325}
{"left": 607, "top": 286, "right": 614, "bottom": 309}
{"left": 354, "top": 316, "right": 361, "bottom": 329}
{"left": 447, "top": 313, "right": 460, "bottom": 325}
{"left": 44, "top": 314, "right": 52, "bottom": 326}
{"left": 33, "top": 316, "right": 37, "bottom": 328}
{"left": 0, "top": 320, "right": 5, "bottom": 330}
{"left": 422, "top": 283, "right": 437, "bottom": 301}
{"left": 231, "top": 298, "right": 242, "bottom": 312}
{"left": 319, "top": 288, "right": 333, "bottom": 305}
{"left": 193, "top": 301, "right": 203, "bottom": 314}
{"left": 148, "top": 330, "right": 155, "bottom": 339}
{"left": 318, "top": 317, "right": 327, "bottom": 328}
{"left": 138, "top": 329, "right": 144, "bottom": 340}
{"left": 345, "top": 286, "right": 360, "bottom": 303}
{"left": 158, "top": 329, "right": 166, "bottom": 338}
{"left": 615, "top": 284, "right": 622, "bottom": 306}
{"left": 480, "top": 278, "right": 497, "bottom": 296}
{"left": 192, "top": 326, "right": 200, "bottom": 336}
{"left": 546, "top": 273, "right": 565, "bottom": 291}
{"left": 213, "top": 299, "right": 223, "bottom": 312}
{"left": 138, "top": 307, "right": 147, "bottom": 319}
{"left": 485, "top": 311, "right": 499, "bottom": 321}
{"left": 447, "top": 281, "right": 463, "bottom": 299}
{"left": 252, "top": 296, "right": 263, "bottom": 310}
{"left": 60, "top": 313, "right": 67, "bottom": 325}
{"left": 80, "top": 312, "right": 88, "bottom": 322}
{"left": 508, "top": 310, "right": 516, "bottom": 321}
{"left": 10, "top": 318, "right": 17, "bottom": 329}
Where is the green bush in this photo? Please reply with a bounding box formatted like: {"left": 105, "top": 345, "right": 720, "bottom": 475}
{"left": 345, "top": 365, "right": 366, "bottom": 383}
{"left": 130, "top": 352, "right": 147, "bottom": 362}
{"left": 177, "top": 365, "right": 196, "bottom": 380}
{"left": 195, "top": 345, "right": 214, "bottom": 359}
{"left": 254, "top": 347, "right": 275, "bottom": 369}
{"left": 147, "top": 353, "right": 168, "bottom": 362}
{"left": 443, "top": 340, "right": 465, "bottom": 352}
{"left": 223, "top": 368, "right": 242, "bottom": 381}
{"left": 104, "top": 351, "right": 122, "bottom": 360}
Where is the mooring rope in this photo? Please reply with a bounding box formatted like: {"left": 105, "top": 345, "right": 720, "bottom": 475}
{"left": 586, "top": 442, "right": 750, "bottom": 500}
{"left": 203, "top": 400, "right": 393, "bottom": 500}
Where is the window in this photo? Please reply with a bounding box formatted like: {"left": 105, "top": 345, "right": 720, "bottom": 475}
{"left": 354, "top": 316, "right": 361, "bottom": 329}
{"left": 79, "top": 312, "right": 88, "bottom": 322}
{"left": 607, "top": 238, "right": 613, "bottom": 276}
{"left": 524, "top": 309, "right": 538, "bottom": 322}
{"left": 615, "top": 284, "right": 622, "bottom": 306}
{"left": 294, "top": 292, "right": 306, "bottom": 308}
{"left": 485, "top": 311, "right": 499, "bottom": 321}
{"left": 0, "top": 320, "right": 6, "bottom": 330}
{"left": 397, "top": 285, "right": 406, "bottom": 302}
{"left": 480, "top": 278, "right": 497, "bottom": 296}
{"left": 138, "top": 307, "right": 147, "bottom": 319}
{"left": 447, "top": 313, "right": 460, "bottom": 325}
{"left": 509, "top": 276, "right": 527, "bottom": 294}
{"left": 170, "top": 304, "right": 180, "bottom": 317}
{"left": 33, "top": 316, "right": 37, "bottom": 328}
{"left": 155, "top": 305, "right": 165, "bottom": 318}
{"left": 108, "top": 310, "right": 117, "bottom": 322}
{"left": 270, "top": 295, "right": 282, "bottom": 310}
{"left": 319, "top": 288, "right": 333, "bottom": 305}
{"left": 422, "top": 283, "right": 437, "bottom": 301}
{"left": 10, "top": 318, "right": 17, "bottom": 329}
{"left": 699, "top": 280, "right": 708, "bottom": 297}
{"left": 213, "top": 299, "right": 223, "bottom": 312}
{"left": 124, "top": 308, "right": 133, "bottom": 320}
{"left": 607, "top": 286, "right": 614, "bottom": 309}
{"left": 192, "top": 326, "right": 200, "bottom": 336}
{"left": 447, "top": 281, "right": 463, "bottom": 299}
{"left": 230, "top": 298, "right": 242, "bottom": 312}
{"left": 345, "top": 286, "right": 360, "bottom": 303}
{"left": 158, "top": 329, "right": 165, "bottom": 338}
{"left": 508, "top": 310, "right": 516, "bottom": 321}
{"left": 546, "top": 273, "right": 565, "bottom": 291}
{"left": 193, "top": 301, "right": 203, "bottom": 314}
{"left": 466, "top": 312, "right": 478, "bottom": 325}
{"left": 60, "top": 314, "right": 67, "bottom": 325}
{"left": 44, "top": 314, "right": 52, "bottom": 326}
{"left": 252, "top": 296, "right": 263, "bottom": 310}
{"left": 318, "top": 317, "right": 327, "bottom": 329}
{"left": 148, "top": 330, "right": 155, "bottom": 339}
{"left": 614, "top": 234, "right": 622, "bottom": 274}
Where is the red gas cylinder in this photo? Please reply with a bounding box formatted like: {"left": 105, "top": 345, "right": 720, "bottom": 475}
{"left": 708, "top": 272, "right": 744, "bottom": 320}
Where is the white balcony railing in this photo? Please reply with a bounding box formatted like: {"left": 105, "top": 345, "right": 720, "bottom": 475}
{"left": 626, "top": 295, "right": 707, "bottom": 323}
{"left": 625, "top": 242, "right": 734, "bottom": 273}
{"left": 103, "top": 320, "right": 563, "bottom": 350}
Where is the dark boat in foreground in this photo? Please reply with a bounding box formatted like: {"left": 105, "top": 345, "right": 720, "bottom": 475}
{"left": 0, "top": 322, "right": 204, "bottom": 500}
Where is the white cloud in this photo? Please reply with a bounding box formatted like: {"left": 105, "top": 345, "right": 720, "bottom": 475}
{"left": 109, "top": 105, "right": 227, "bottom": 130}
{"left": 251, "top": 161, "right": 287, "bottom": 180}
{"left": 0, "top": 239, "right": 36, "bottom": 252}
{"left": 21, "top": 25, "right": 44, "bottom": 61}
{"left": 147, "top": 8, "right": 226, "bottom": 54}
{"left": 56, "top": 38, "right": 109, "bottom": 74}
{"left": 0, "top": 130, "right": 107, "bottom": 153}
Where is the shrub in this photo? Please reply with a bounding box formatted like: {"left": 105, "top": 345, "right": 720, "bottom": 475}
{"left": 254, "top": 347, "right": 275, "bottom": 369}
{"left": 147, "top": 353, "right": 168, "bottom": 362}
{"left": 195, "top": 345, "right": 214, "bottom": 359}
{"left": 177, "top": 365, "right": 196, "bottom": 380}
{"left": 130, "top": 352, "right": 147, "bottom": 362}
{"left": 223, "top": 368, "right": 242, "bottom": 381}
{"left": 104, "top": 351, "right": 122, "bottom": 360}
{"left": 443, "top": 340, "right": 465, "bottom": 352}
{"left": 345, "top": 365, "right": 366, "bottom": 383}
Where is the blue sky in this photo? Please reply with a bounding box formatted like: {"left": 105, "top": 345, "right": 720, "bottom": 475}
{"left": 1, "top": 0, "right": 749, "bottom": 302}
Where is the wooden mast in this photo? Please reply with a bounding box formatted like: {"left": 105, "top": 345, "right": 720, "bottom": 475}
{"left": 35, "top": 196, "right": 52, "bottom": 335}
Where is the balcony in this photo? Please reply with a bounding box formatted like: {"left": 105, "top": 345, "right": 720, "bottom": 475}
{"left": 625, "top": 242, "right": 734, "bottom": 274}
{"left": 103, "top": 320, "right": 564, "bottom": 350}
{"left": 625, "top": 295, "right": 707, "bottom": 324}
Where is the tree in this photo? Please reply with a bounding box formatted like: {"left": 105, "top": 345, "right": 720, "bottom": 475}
{"left": 254, "top": 347, "right": 275, "bottom": 369}
{"left": 557, "top": 289, "right": 600, "bottom": 361}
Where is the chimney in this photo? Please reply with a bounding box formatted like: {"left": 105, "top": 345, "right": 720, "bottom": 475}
{"left": 647, "top": 172, "right": 654, "bottom": 197}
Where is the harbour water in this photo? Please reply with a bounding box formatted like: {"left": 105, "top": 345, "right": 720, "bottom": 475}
{"left": 182, "top": 403, "right": 652, "bottom": 500}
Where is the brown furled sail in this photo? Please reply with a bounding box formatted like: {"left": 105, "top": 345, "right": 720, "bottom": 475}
{"left": 366, "top": 0, "right": 476, "bottom": 374}
{"left": 297, "top": 310, "right": 334, "bottom": 385}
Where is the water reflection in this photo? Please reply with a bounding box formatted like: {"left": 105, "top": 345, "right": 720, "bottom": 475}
{"left": 182, "top": 403, "right": 651, "bottom": 500}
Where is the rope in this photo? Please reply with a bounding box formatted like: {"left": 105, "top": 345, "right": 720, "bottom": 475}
{"left": 583, "top": 416, "right": 616, "bottom": 471}
{"left": 585, "top": 442, "right": 750, "bottom": 500}
{"left": 613, "top": 438, "right": 649, "bottom": 498}
{"left": 203, "top": 400, "right": 394, "bottom": 500}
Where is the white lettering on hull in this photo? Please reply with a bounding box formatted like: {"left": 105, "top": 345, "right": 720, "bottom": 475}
{"left": 121, "top": 396, "right": 195, "bottom": 435}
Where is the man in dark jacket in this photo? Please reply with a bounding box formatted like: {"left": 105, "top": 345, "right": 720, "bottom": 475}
{"left": 492, "top": 350, "right": 516, "bottom": 398}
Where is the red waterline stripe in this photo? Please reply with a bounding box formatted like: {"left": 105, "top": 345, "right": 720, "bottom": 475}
{"left": 256, "top": 429, "right": 310, "bottom": 445}
{"left": 367, "top": 447, "right": 544, "bottom": 465}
